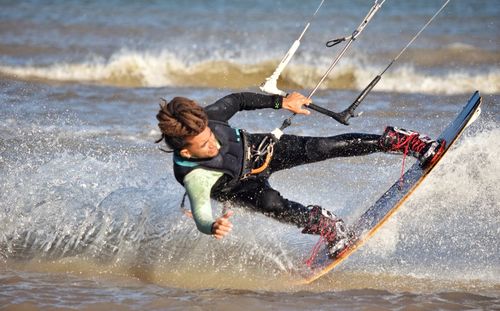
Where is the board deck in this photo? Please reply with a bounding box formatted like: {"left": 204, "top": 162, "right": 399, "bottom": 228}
{"left": 297, "top": 91, "right": 482, "bottom": 285}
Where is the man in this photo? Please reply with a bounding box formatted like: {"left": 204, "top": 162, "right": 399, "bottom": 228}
{"left": 156, "top": 92, "right": 444, "bottom": 257}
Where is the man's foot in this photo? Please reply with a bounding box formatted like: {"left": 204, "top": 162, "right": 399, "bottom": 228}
{"left": 379, "top": 126, "right": 446, "bottom": 168}
{"left": 301, "top": 205, "right": 355, "bottom": 258}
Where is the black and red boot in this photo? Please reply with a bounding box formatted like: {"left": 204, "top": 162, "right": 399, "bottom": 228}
{"left": 379, "top": 126, "right": 446, "bottom": 168}
{"left": 302, "top": 205, "right": 354, "bottom": 258}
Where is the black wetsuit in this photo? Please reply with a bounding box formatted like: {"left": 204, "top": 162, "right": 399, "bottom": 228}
{"left": 201, "top": 92, "right": 383, "bottom": 228}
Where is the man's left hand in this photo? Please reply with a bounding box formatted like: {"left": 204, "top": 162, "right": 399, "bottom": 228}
{"left": 212, "top": 210, "right": 234, "bottom": 239}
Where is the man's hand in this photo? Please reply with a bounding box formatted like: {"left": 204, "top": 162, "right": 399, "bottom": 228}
{"left": 282, "top": 92, "right": 312, "bottom": 115}
{"left": 211, "top": 210, "right": 234, "bottom": 239}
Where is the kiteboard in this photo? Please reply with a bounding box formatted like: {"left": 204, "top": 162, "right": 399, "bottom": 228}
{"left": 297, "top": 91, "right": 482, "bottom": 284}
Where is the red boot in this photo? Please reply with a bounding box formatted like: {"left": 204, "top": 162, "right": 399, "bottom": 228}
{"left": 302, "top": 205, "right": 354, "bottom": 258}
{"left": 379, "top": 126, "right": 446, "bottom": 168}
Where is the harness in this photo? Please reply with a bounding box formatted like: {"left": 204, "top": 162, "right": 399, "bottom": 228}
{"left": 175, "top": 122, "right": 276, "bottom": 215}
{"left": 241, "top": 131, "right": 275, "bottom": 178}
{"left": 173, "top": 120, "right": 276, "bottom": 189}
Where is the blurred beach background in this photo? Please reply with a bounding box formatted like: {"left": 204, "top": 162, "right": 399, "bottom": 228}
{"left": 1, "top": 0, "right": 499, "bottom": 310}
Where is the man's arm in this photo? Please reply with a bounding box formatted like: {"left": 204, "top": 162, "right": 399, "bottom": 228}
{"left": 183, "top": 168, "right": 232, "bottom": 238}
{"left": 205, "top": 92, "right": 312, "bottom": 122}
{"left": 204, "top": 92, "right": 283, "bottom": 122}
{"left": 183, "top": 169, "right": 222, "bottom": 234}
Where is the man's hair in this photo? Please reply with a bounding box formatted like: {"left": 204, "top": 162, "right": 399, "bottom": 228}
{"left": 156, "top": 97, "right": 208, "bottom": 150}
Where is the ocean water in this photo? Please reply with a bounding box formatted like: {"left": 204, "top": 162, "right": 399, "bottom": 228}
{"left": 1, "top": 0, "right": 499, "bottom": 310}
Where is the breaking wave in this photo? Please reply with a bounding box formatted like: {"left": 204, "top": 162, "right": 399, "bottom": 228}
{"left": 1, "top": 49, "right": 498, "bottom": 95}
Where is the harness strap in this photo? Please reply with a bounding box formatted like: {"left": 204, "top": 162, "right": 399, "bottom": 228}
{"left": 251, "top": 143, "right": 274, "bottom": 174}
{"left": 241, "top": 132, "right": 277, "bottom": 178}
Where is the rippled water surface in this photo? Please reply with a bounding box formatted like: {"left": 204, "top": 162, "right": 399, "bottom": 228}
{"left": 1, "top": 0, "right": 499, "bottom": 310}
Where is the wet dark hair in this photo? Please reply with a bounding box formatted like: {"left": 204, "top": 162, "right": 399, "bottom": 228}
{"left": 155, "top": 97, "right": 208, "bottom": 150}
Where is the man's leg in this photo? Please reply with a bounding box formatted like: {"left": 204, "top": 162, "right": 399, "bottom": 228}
{"left": 268, "top": 133, "right": 382, "bottom": 172}
{"left": 223, "top": 178, "right": 311, "bottom": 227}
{"left": 221, "top": 178, "right": 351, "bottom": 256}
{"left": 250, "top": 129, "right": 443, "bottom": 173}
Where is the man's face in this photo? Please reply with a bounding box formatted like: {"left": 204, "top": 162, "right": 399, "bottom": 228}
{"left": 181, "top": 126, "right": 220, "bottom": 159}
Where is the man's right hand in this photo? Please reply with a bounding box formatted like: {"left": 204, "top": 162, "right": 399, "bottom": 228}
{"left": 282, "top": 92, "right": 312, "bottom": 115}
{"left": 211, "top": 210, "right": 234, "bottom": 239}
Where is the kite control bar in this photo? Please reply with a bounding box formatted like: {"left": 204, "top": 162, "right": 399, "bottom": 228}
{"left": 307, "top": 75, "right": 381, "bottom": 125}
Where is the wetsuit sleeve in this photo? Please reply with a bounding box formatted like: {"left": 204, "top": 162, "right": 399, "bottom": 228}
{"left": 183, "top": 168, "right": 224, "bottom": 235}
{"left": 204, "top": 92, "right": 283, "bottom": 122}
